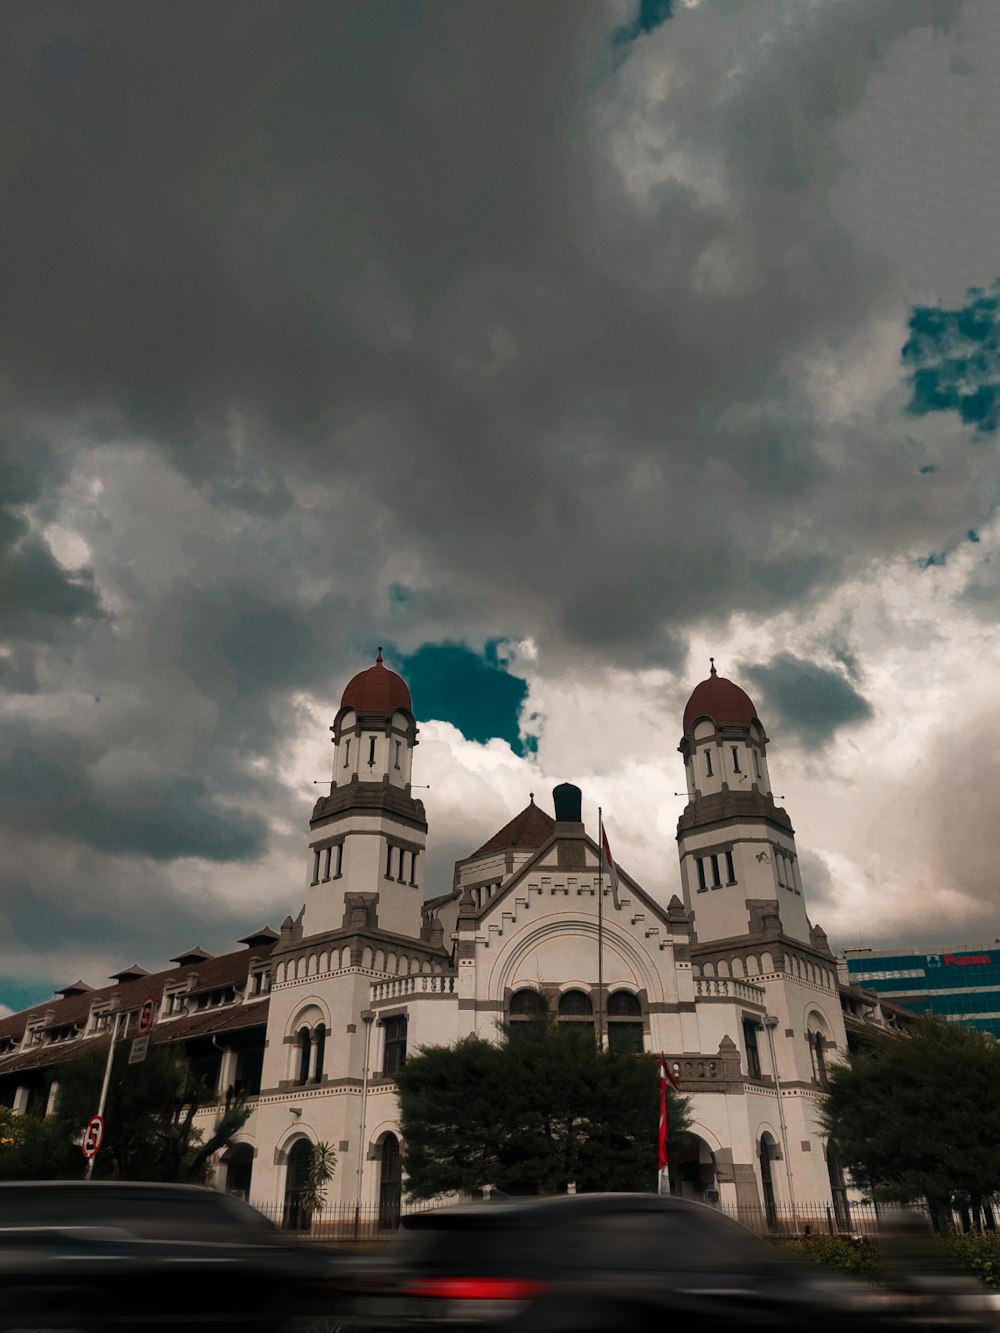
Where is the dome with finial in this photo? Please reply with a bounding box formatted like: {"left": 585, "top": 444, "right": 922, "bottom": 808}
{"left": 340, "top": 647, "right": 412, "bottom": 714}
{"left": 683, "top": 658, "right": 758, "bottom": 731}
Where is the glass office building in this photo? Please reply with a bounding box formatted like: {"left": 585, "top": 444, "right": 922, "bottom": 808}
{"left": 844, "top": 946, "right": 1000, "bottom": 1037}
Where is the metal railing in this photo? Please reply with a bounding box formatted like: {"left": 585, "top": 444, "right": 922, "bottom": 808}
{"left": 243, "top": 1194, "right": 923, "bottom": 1244}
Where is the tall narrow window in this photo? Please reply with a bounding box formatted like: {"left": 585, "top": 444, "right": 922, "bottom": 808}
{"left": 343, "top": 739, "right": 350, "bottom": 768}
{"left": 335, "top": 843, "right": 344, "bottom": 877}
{"left": 725, "top": 850, "right": 735, "bottom": 883}
{"left": 704, "top": 749, "right": 713, "bottom": 777}
{"left": 368, "top": 736, "right": 377, "bottom": 767}
{"left": 731, "top": 746, "right": 741, "bottom": 773}
{"left": 696, "top": 858, "right": 707, "bottom": 892}
{"left": 753, "top": 749, "right": 762, "bottom": 779}
{"left": 742, "top": 1019, "right": 762, "bottom": 1079}
{"left": 312, "top": 1024, "right": 326, "bottom": 1082}
{"left": 409, "top": 851, "right": 417, "bottom": 885}
{"left": 385, "top": 842, "right": 394, "bottom": 878}
{"left": 311, "top": 849, "right": 321, "bottom": 885}
{"left": 295, "top": 1028, "right": 311, "bottom": 1086}
{"left": 383, "top": 1017, "right": 407, "bottom": 1075}
{"left": 710, "top": 854, "right": 721, "bottom": 887}
{"left": 398, "top": 847, "right": 406, "bottom": 880}
{"left": 322, "top": 846, "right": 332, "bottom": 881}
{"left": 394, "top": 741, "right": 401, "bottom": 769}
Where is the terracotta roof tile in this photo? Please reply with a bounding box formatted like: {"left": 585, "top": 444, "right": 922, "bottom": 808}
{"left": 471, "top": 799, "right": 556, "bottom": 857}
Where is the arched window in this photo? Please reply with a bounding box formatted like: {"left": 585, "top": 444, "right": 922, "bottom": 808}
{"left": 607, "top": 991, "right": 643, "bottom": 1053}
{"left": 295, "top": 1027, "right": 311, "bottom": 1086}
{"left": 759, "top": 1134, "right": 778, "bottom": 1228}
{"left": 378, "top": 1134, "right": 402, "bottom": 1230}
{"left": 557, "top": 990, "right": 594, "bottom": 1039}
{"left": 283, "top": 1139, "right": 313, "bottom": 1231}
{"left": 508, "top": 988, "right": 547, "bottom": 1041}
{"left": 313, "top": 1023, "right": 326, "bottom": 1082}
{"left": 808, "top": 1028, "right": 828, "bottom": 1087}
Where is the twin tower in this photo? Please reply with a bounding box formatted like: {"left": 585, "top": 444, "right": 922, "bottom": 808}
{"left": 303, "top": 652, "right": 818, "bottom": 949}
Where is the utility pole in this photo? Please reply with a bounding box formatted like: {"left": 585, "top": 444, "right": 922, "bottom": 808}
{"left": 85, "top": 1010, "right": 123, "bottom": 1181}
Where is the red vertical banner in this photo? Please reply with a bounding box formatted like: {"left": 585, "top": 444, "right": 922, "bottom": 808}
{"left": 659, "top": 1053, "right": 678, "bottom": 1193}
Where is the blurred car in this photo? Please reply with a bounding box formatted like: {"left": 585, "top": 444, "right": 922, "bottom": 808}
{"left": 338, "top": 1193, "right": 999, "bottom": 1333}
{"left": 0, "top": 1179, "right": 352, "bottom": 1332}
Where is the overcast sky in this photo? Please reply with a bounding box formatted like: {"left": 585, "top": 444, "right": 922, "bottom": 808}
{"left": 3, "top": 0, "right": 1000, "bottom": 1013}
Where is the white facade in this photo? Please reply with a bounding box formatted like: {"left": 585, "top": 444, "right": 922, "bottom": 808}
{"left": 213, "top": 655, "right": 850, "bottom": 1222}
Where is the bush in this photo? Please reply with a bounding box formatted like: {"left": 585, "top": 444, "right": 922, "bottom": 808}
{"left": 943, "top": 1232, "right": 1000, "bottom": 1289}
{"left": 785, "top": 1234, "right": 884, "bottom": 1283}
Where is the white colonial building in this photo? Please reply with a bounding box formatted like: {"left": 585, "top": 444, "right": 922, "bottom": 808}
{"left": 1, "top": 652, "right": 872, "bottom": 1226}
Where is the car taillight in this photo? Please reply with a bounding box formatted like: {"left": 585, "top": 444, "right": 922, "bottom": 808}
{"left": 403, "top": 1278, "right": 547, "bottom": 1301}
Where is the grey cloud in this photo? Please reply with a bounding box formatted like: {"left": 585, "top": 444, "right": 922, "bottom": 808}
{"left": 0, "top": 0, "right": 981, "bottom": 669}
{"left": 0, "top": 725, "right": 264, "bottom": 862}
{"left": 741, "top": 653, "right": 873, "bottom": 745}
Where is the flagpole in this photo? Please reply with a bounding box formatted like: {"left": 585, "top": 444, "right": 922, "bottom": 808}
{"left": 597, "top": 806, "right": 604, "bottom": 1051}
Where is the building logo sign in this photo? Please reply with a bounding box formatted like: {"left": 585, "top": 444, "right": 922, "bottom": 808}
{"left": 943, "top": 953, "right": 991, "bottom": 967}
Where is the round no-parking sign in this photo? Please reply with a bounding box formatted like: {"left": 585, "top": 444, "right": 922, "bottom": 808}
{"left": 81, "top": 1115, "right": 104, "bottom": 1160}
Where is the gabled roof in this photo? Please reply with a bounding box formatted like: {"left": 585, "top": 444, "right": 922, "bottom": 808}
{"left": 471, "top": 798, "right": 556, "bottom": 857}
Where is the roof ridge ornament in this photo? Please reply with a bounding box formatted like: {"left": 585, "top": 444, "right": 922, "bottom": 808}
{"left": 376, "top": 646, "right": 384, "bottom": 664}
{"left": 709, "top": 656, "right": 717, "bottom": 676}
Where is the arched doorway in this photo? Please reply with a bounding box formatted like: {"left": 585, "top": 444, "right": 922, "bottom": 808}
{"left": 759, "top": 1133, "right": 778, "bottom": 1228}
{"left": 223, "top": 1142, "right": 254, "bottom": 1199}
{"left": 283, "top": 1139, "right": 313, "bottom": 1231}
{"left": 378, "top": 1133, "right": 402, "bottom": 1231}
{"left": 669, "top": 1133, "right": 718, "bottom": 1202}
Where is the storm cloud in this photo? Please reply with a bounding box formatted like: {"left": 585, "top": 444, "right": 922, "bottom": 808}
{"left": 2, "top": 0, "right": 1000, "bottom": 1002}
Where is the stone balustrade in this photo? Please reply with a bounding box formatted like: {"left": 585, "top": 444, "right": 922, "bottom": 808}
{"left": 694, "top": 976, "right": 766, "bottom": 1005}
{"left": 371, "top": 974, "right": 457, "bottom": 1002}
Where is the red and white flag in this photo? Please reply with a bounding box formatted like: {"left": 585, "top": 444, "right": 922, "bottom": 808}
{"left": 658, "top": 1053, "right": 678, "bottom": 1192}
{"left": 600, "top": 823, "right": 621, "bottom": 910}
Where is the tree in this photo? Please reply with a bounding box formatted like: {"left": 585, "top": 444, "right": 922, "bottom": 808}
{"left": 0, "top": 1042, "right": 251, "bottom": 1183}
{"left": 396, "top": 1020, "right": 691, "bottom": 1199}
{"left": 821, "top": 1017, "right": 1000, "bottom": 1228}
{"left": 298, "top": 1141, "right": 337, "bottom": 1213}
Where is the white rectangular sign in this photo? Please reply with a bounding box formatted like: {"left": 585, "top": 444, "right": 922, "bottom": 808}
{"left": 128, "top": 1035, "right": 149, "bottom": 1064}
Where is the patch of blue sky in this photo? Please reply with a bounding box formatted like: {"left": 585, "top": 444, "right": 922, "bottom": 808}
{"left": 392, "top": 640, "right": 530, "bottom": 755}
{"left": 613, "top": 0, "right": 674, "bottom": 46}
{"left": 0, "top": 977, "right": 50, "bottom": 1014}
{"left": 902, "top": 281, "right": 1000, "bottom": 435}
{"left": 919, "top": 552, "right": 947, "bottom": 569}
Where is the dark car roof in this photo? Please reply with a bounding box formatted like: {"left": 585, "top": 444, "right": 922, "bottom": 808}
{"left": 403, "top": 1193, "right": 738, "bottom": 1227}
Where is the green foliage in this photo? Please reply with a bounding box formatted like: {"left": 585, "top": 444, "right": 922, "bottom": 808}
{"left": 943, "top": 1232, "right": 1000, "bottom": 1289}
{"left": 298, "top": 1141, "right": 337, "bottom": 1212}
{"left": 396, "top": 1020, "right": 691, "bottom": 1199}
{"left": 785, "top": 1235, "right": 884, "bottom": 1282}
{"left": 788, "top": 1230, "right": 1000, "bottom": 1292}
{"left": 0, "top": 1105, "right": 24, "bottom": 1152}
{"left": 820, "top": 1018, "right": 1000, "bottom": 1216}
{"left": 0, "top": 1043, "right": 251, "bottom": 1183}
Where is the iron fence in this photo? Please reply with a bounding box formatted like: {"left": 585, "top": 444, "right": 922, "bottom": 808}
{"left": 244, "top": 1195, "right": 937, "bottom": 1245}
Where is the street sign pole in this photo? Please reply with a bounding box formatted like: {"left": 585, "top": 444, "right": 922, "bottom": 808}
{"left": 85, "top": 1010, "right": 123, "bottom": 1180}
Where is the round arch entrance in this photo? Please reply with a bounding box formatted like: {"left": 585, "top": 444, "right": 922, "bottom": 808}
{"left": 669, "top": 1133, "right": 718, "bottom": 1202}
